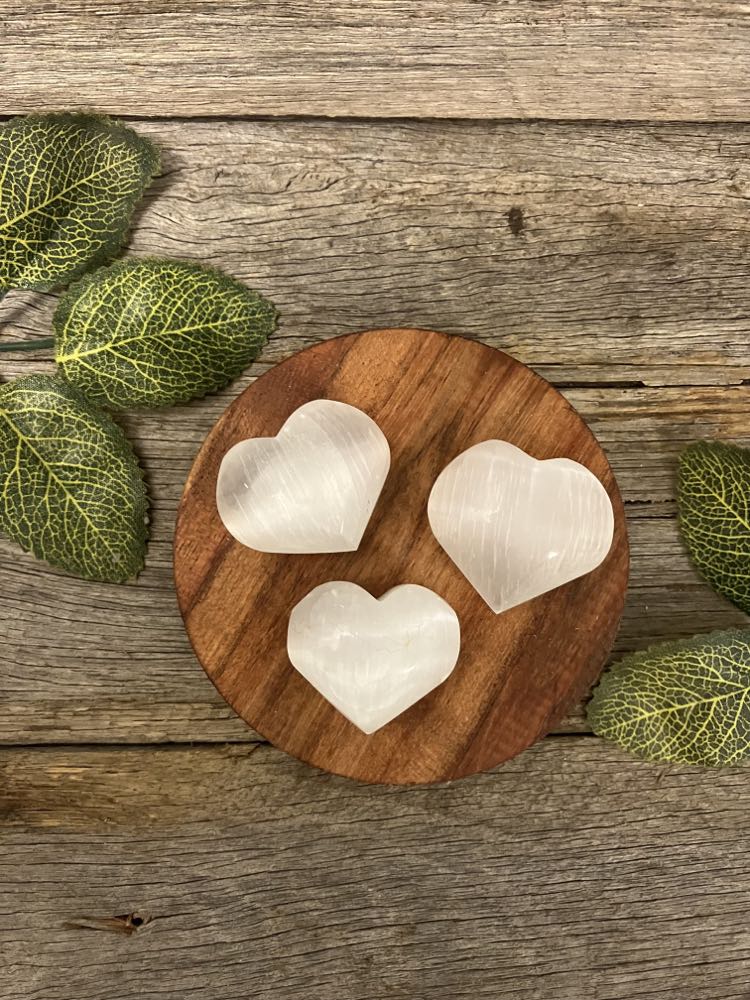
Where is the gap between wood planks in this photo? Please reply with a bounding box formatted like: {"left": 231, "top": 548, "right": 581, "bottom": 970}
{"left": 7, "top": 113, "right": 750, "bottom": 128}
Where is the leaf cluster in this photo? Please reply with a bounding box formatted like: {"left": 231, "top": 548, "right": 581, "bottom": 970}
{"left": 0, "top": 113, "right": 276, "bottom": 582}
{"left": 589, "top": 440, "right": 750, "bottom": 766}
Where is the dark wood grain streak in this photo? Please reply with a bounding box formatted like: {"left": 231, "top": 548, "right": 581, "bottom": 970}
{"left": 175, "top": 329, "right": 629, "bottom": 783}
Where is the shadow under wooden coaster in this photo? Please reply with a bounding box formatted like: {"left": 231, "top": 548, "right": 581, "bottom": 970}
{"left": 174, "top": 328, "right": 629, "bottom": 784}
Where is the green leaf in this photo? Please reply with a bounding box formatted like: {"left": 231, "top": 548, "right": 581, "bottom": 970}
{"left": 54, "top": 258, "right": 277, "bottom": 408}
{"left": 0, "top": 374, "right": 148, "bottom": 582}
{"left": 0, "top": 113, "right": 159, "bottom": 292}
{"left": 588, "top": 629, "right": 750, "bottom": 766}
{"left": 678, "top": 440, "right": 750, "bottom": 613}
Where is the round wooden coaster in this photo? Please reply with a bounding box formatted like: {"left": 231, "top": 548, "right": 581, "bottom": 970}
{"left": 174, "top": 329, "right": 629, "bottom": 784}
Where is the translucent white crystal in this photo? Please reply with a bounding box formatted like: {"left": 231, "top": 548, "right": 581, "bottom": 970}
{"left": 287, "top": 582, "right": 461, "bottom": 734}
{"left": 428, "top": 441, "right": 614, "bottom": 614}
{"left": 216, "top": 400, "right": 390, "bottom": 553}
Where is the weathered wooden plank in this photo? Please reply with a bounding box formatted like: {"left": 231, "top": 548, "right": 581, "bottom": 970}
{"left": 2, "top": 740, "right": 750, "bottom": 1000}
{"left": 1, "top": 385, "right": 748, "bottom": 745}
{"left": 3, "top": 119, "right": 750, "bottom": 382}
{"left": 6, "top": 3, "right": 750, "bottom": 122}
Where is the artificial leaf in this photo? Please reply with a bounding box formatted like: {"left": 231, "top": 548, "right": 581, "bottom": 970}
{"left": 0, "top": 113, "right": 159, "bottom": 292}
{"left": 588, "top": 629, "right": 750, "bottom": 766}
{"left": 678, "top": 440, "right": 750, "bottom": 613}
{"left": 54, "top": 258, "right": 277, "bottom": 408}
{"left": 0, "top": 374, "right": 148, "bottom": 582}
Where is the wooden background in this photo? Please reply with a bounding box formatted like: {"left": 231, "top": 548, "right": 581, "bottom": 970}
{"left": 3, "top": 3, "right": 750, "bottom": 997}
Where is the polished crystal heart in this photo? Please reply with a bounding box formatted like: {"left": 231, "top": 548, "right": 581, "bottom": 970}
{"left": 287, "top": 582, "right": 461, "bottom": 734}
{"left": 428, "top": 441, "right": 614, "bottom": 613}
{"left": 216, "top": 400, "right": 390, "bottom": 553}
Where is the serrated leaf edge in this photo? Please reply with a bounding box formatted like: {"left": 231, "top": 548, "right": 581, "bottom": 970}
{"left": 0, "top": 374, "right": 149, "bottom": 583}
{"left": 0, "top": 113, "right": 161, "bottom": 293}
{"left": 588, "top": 627, "right": 750, "bottom": 767}
{"left": 53, "top": 256, "right": 278, "bottom": 409}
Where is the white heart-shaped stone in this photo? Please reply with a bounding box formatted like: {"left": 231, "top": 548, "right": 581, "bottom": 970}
{"left": 428, "top": 441, "right": 614, "bottom": 614}
{"left": 216, "top": 400, "right": 390, "bottom": 553}
{"left": 287, "top": 582, "right": 461, "bottom": 734}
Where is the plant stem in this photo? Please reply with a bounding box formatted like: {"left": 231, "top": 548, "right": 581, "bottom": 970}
{"left": 0, "top": 289, "right": 55, "bottom": 353}
{"left": 0, "top": 337, "right": 55, "bottom": 354}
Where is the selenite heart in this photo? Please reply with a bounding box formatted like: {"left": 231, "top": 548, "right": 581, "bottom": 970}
{"left": 428, "top": 441, "right": 614, "bottom": 613}
{"left": 287, "top": 582, "right": 461, "bottom": 734}
{"left": 216, "top": 399, "right": 390, "bottom": 553}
